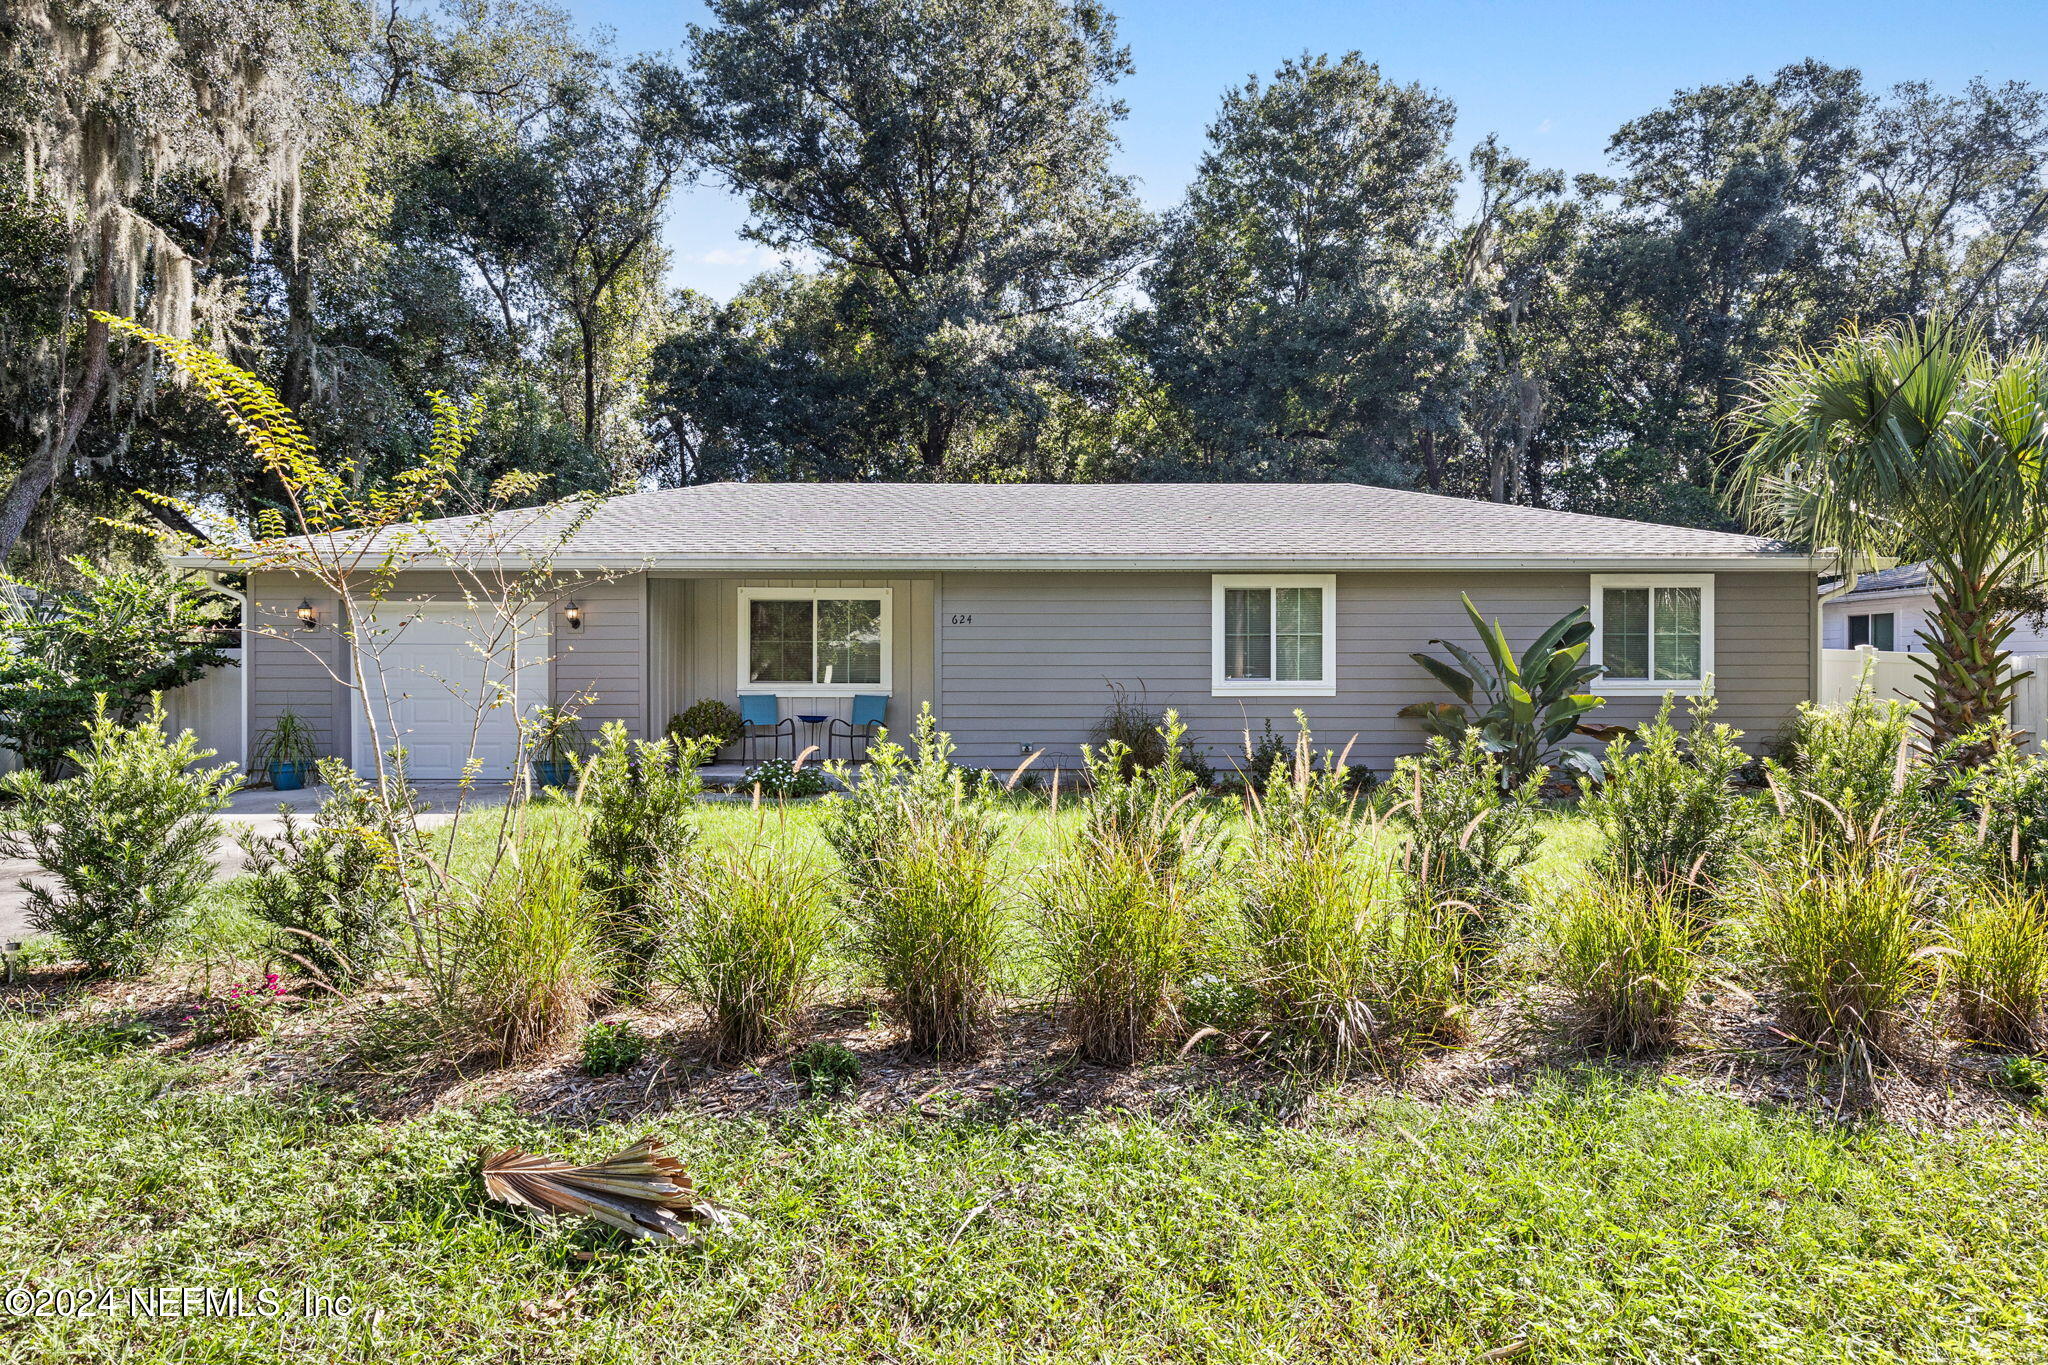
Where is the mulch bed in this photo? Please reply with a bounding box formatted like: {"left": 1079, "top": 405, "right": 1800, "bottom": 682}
{"left": 9, "top": 963, "right": 2043, "bottom": 1134}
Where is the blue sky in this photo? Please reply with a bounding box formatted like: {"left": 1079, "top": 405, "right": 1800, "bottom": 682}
{"left": 562, "top": 0, "right": 2048, "bottom": 299}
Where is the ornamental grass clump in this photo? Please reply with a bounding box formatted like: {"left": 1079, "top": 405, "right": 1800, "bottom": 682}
{"left": 456, "top": 823, "right": 608, "bottom": 1063}
{"left": 824, "top": 707, "right": 1006, "bottom": 1058}
{"left": 0, "top": 698, "right": 240, "bottom": 974}
{"left": 1392, "top": 730, "right": 1542, "bottom": 956}
{"left": 1236, "top": 721, "right": 1388, "bottom": 1064}
{"left": 663, "top": 831, "right": 835, "bottom": 1062}
{"left": 575, "top": 722, "right": 711, "bottom": 990}
{"left": 1545, "top": 876, "right": 1702, "bottom": 1055}
{"left": 1037, "top": 712, "right": 1225, "bottom": 1064}
{"left": 1946, "top": 890, "right": 2048, "bottom": 1052}
{"left": 1584, "top": 693, "right": 1757, "bottom": 907}
{"left": 1753, "top": 853, "right": 1935, "bottom": 1063}
{"left": 1369, "top": 894, "right": 1472, "bottom": 1048}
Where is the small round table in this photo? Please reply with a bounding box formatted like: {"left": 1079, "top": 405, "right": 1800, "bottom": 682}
{"left": 794, "top": 714, "right": 831, "bottom": 758}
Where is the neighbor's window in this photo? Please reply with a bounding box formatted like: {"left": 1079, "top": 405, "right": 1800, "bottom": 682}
{"left": 1848, "top": 612, "right": 1895, "bottom": 651}
{"left": 1211, "top": 575, "right": 1336, "bottom": 696}
{"left": 1589, "top": 575, "right": 1714, "bottom": 691}
{"left": 741, "top": 589, "right": 888, "bottom": 690}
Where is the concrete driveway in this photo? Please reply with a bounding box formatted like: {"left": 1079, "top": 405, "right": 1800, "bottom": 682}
{"left": 0, "top": 782, "right": 509, "bottom": 946}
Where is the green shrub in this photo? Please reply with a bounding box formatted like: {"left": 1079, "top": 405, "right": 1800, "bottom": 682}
{"left": 1232, "top": 718, "right": 1291, "bottom": 790}
{"left": 1763, "top": 683, "right": 1928, "bottom": 847}
{"left": 790, "top": 1040, "right": 862, "bottom": 1098}
{"left": 1181, "top": 972, "right": 1259, "bottom": 1033}
{"left": 1993, "top": 1054, "right": 2047, "bottom": 1099}
{"left": 0, "top": 560, "right": 234, "bottom": 778}
{"left": 238, "top": 760, "right": 409, "bottom": 987}
{"left": 1959, "top": 745, "right": 2048, "bottom": 889}
{"left": 1368, "top": 895, "right": 1472, "bottom": 1047}
{"left": 1086, "top": 682, "right": 1168, "bottom": 775}
{"left": 0, "top": 698, "right": 240, "bottom": 973}
{"left": 669, "top": 698, "right": 743, "bottom": 750}
{"left": 575, "top": 723, "right": 710, "bottom": 988}
{"left": 1237, "top": 742, "right": 1388, "bottom": 1064}
{"left": 455, "top": 822, "right": 607, "bottom": 1062}
{"left": 1754, "top": 856, "right": 1934, "bottom": 1061}
{"left": 1546, "top": 877, "right": 1701, "bottom": 1055}
{"left": 1946, "top": 890, "right": 2048, "bottom": 1052}
{"left": 744, "top": 754, "right": 829, "bottom": 798}
{"left": 579, "top": 1020, "right": 648, "bottom": 1076}
{"left": 664, "top": 832, "right": 835, "bottom": 1061}
{"left": 1392, "top": 731, "right": 1542, "bottom": 953}
{"left": 824, "top": 707, "right": 1006, "bottom": 1058}
{"left": 1079, "top": 712, "right": 1218, "bottom": 869}
{"left": 1585, "top": 693, "right": 1758, "bottom": 905}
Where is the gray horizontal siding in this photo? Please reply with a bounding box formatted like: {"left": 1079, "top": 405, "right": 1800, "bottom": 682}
{"left": 247, "top": 570, "right": 649, "bottom": 769}
{"left": 936, "top": 570, "right": 1816, "bottom": 774}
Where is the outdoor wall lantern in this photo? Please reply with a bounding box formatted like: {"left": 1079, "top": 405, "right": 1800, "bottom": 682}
{"left": 296, "top": 600, "right": 319, "bottom": 631}
{"left": 564, "top": 601, "right": 584, "bottom": 631}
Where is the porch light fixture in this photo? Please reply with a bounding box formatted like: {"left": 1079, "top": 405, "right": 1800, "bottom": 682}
{"left": 296, "top": 600, "right": 318, "bottom": 631}
{"left": 564, "top": 601, "right": 584, "bottom": 631}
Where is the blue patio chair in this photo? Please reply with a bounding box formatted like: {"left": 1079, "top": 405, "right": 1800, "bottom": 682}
{"left": 828, "top": 694, "right": 889, "bottom": 762}
{"left": 739, "top": 694, "right": 794, "bottom": 762}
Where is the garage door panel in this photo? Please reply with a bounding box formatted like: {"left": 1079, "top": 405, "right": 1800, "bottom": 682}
{"left": 354, "top": 604, "right": 550, "bottom": 779}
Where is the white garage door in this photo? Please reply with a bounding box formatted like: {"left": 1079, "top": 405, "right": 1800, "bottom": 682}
{"left": 352, "top": 603, "right": 551, "bottom": 779}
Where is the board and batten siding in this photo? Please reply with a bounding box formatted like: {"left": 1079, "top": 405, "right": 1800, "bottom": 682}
{"left": 934, "top": 570, "right": 1815, "bottom": 773}
{"left": 245, "top": 570, "right": 648, "bottom": 765}
{"left": 647, "top": 576, "right": 939, "bottom": 744}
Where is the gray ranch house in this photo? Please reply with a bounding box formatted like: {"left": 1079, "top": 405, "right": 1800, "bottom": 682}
{"left": 187, "top": 483, "right": 1819, "bottom": 779}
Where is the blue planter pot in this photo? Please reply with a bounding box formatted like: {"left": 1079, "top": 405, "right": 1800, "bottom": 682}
{"left": 531, "top": 759, "right": 574, "bottom": 789}
{"left": 269, "top": 760, "right": 310, "bottom": 791}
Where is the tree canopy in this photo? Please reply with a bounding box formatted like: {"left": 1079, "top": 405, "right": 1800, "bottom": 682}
{"left": 4, "top": 3, "right": 2046, "bottom": 575}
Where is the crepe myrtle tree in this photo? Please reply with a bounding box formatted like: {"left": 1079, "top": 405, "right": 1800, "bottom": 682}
{"left": 1731, "top": 323, "right": 2048, "bottom": 748}
{"left": 95, "top": 312, "right": 614, "bottom": 1012}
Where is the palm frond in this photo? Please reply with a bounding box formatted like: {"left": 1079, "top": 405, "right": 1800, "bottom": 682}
{"left": 481, "top": 1136, "right": 743, "bottom": 1240}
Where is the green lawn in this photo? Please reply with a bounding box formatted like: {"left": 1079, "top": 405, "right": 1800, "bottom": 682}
{"left": 4, "top": 1017, "right": 2045, "bottom": 1363}
{"left": 15, "top": 793, "right": 2047, "bottom": 1362}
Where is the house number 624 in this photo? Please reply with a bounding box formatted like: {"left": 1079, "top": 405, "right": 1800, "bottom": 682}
{"left": 950, "top": 613, "right": 973, "bottom": 625}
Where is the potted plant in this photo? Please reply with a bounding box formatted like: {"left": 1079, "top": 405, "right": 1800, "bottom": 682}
{"left": 525, "top": 705, "right": 585, "bottom": 789}
{"left": 252, "top": 709, "right": 319, "bottom": 790}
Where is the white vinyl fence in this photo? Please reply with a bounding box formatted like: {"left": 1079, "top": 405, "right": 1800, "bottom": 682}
{"left": 1821, "top": 646, "right": 2048, "bottom": 753}
{"left": 0, "top": 649, "right": 242, "bottom": 776}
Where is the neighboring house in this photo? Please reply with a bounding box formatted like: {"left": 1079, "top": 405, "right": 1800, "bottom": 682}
{"left": 1820, "top": 563, "right": 2048, "bottom": 655}
{"left": 175, "top": 483, "right": 1820, "bottom": 778}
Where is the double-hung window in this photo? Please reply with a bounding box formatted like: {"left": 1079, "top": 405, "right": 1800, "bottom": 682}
{"left": 1589, "top": 574, "right": 1714, "bottom": 693}
{"left": 1211, "top": 575, "right": 1336, "bottom": 696}
{"left": 739, "top": 588, "right": 891, "bottom": 694}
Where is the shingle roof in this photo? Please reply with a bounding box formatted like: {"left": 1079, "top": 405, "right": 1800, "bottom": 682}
{"left": 186, "top": 482, "right": 1806, "bottom": 568}
{"left": 1838, "top": 563, "right": 1931, "bottom": 594}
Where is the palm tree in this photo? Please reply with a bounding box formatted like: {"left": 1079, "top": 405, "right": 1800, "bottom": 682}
{"left": 1730, "top": 323, "right": 2048, "bottom": 747}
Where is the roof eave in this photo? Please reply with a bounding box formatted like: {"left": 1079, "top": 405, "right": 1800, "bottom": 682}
{"left": 171, "top": 551, "right": 1818, "bottom": 575}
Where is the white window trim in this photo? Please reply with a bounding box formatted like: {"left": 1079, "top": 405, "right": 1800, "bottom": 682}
{"left": 1589, "top": 573, "right": 1715, "bottom": 695}
{"left": 1210, "top": 574, "right": 1338, "bottom": 697}
{"left": 737, "top": 586, "right": 893, "bottom": 698}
